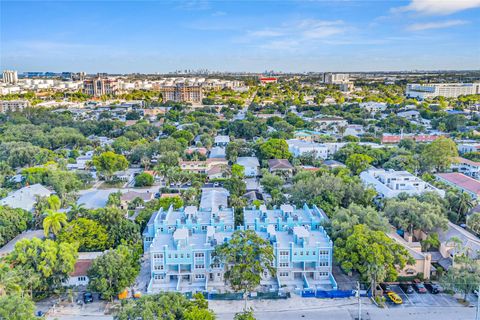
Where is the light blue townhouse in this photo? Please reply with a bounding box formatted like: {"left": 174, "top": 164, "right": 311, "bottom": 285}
{"left": 243, "top": 204, "right": 327, "bottom": 232}
{"left": 143, "top": 205, "right": 235, "bottom": 293}
{"left": 143, "top": 203, "right": 336, "bottom": 294}
{"left": 244, "top": 204, "right": 337, "bottom": 292}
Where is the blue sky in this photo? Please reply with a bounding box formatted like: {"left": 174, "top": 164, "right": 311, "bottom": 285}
{"left": 1, "top": 0, "right": 479, "bottom": 73}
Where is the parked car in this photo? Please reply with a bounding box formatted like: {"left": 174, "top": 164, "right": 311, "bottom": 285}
{"left": 400, "top": 283, "right": 414, "bottom": 294}
{"left": 83, "top": 292, "right": 94, "bottom": 303}
{"left": 413, "top": 279, "right": 427, "bottom": 293}
{"left": 387, "top": 291, "right": 403, "bottom": 304}
{"left": 425, "top": 282, "right": 441, "bottom": 294}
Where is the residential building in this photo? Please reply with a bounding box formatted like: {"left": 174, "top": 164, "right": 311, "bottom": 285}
{"left": 457, "top": 143, "right": 480, "bottom": 154}
{"left": 120, "top": 191, "right": 154, "bottom": 210}
{"left": 83, "top": 77, "right": 119, "bottom": 96}
{"left": 451, "top": 157, "right": 480, "bottom": 180}
{"left": 0, "top": 184, "right": 53, "bottom": 212}
{"left": 214, "top": 135, "right": 230, "bottom": 147}
{"left": 387, "top": 230, "right": 432, "bottom": 279}
{"left": 287, "top": 140, "right": 344, "bottom": 160}
{"left": 236, "top": 157, "right": 260, "bottom": 177}
{"left": 0, "top": 230, "right": 44, "bottom": 257}
{"left": 435, "top": 172, "right": 480, "bottom": 200}
{"left": 314, "top": 116, "right": 348, "bottom": 131}
{"left": 406, "top": 83, "right": 480, "bottom": 99}
{"left": 343, "top": 124, "right": 365, "bottom": 137}
{"left": 64, "top": 252, "right": 104, "bottom": 287}
{"left": 293, "top": 130, "right": 324, "bottom": 142}
{"left": 0, "top": 99, "right": 30, "bottom": 113}
{"left": 244, "top": 204, "right": 337, "bottom": 291}
{"left": 437, "top": 222, "right": 480, "bottom": 269}
{"left": 143, "top": 204, "right": 235, "bottom": 293}
{"left": 397, "top": 110, "right": 421, "bottom": 120}
{"left": 259, "top": 77, "right": 278, "bottom": 84}
{"left": 268, "top": 159, "right": 294, "bottom": 177}
{"left": 199, "top": 188, "right": 229, "bottom": 211}
{"left": 180, "top": 159, "right": 228, "bottom": 173}
{"left": 381, "top": 134, "right": 442, "bottom": 144}
{"left": 208, "top": 147, "right": 226, "bottom": 159}
{"left": 359, "top": 102, "right": 387, "bottom": 113}
{"left": 360, "top": 168, "right": 445, "bottom": 198}
{"left": 324, "top": 73, "right": 349, "bottom": 84}
{"left": 159, "top": 83, "right": 203, "bottom": 103}
{"left": 2, "top": 70, "right": 18, "bottom": 84}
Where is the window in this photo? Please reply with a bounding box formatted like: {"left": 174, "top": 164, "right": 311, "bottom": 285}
{"left": 195, "top": 274, "right": 205, "bottom": 279}
{"left": 78, "top": 276, "right": 86, "bottom": 282}
{"left": 280, "top": 251, "right": 289, "bottom": 256}
{"left": 180, "top": 254, "right": 184, "bottom": 258}
{"left": 153, "top": 253, "right": 163, "bottom": 259}
{"left": 154, "top": 274, "right": 165, "bottom": 280}
{"left": 186, "top": 254, "right": 190, "bottom": 258}
{"left": 318, "top": 272, "right": 328, "bottom": 277}
{"left": 154, "top": 264, "right": 164, "bottom": 270}
{"left": 279, "top": 272, "right": 289, "bottom": 277}
{"left": 195, "top": 252, "right": 205, "bottom": 258}
{"left": 175, "top": 254, "right": 178, "bottom": 259}
{"left": 279, "top": 262, "right": 289, "bottom": 268}
{"left": 201, "top": 226, "right": 207, "bottom": 231}
{"left": 212, "top": 263, "right": 220, "bottom": 269}
{"left": 319, "top": 261, "right": 329, "bottom": 267}
{"left": 195, "top": 264, "right": 205, "bottom": 269}
{"left": 312, "top": 251, "right": 316, "bottom": 255}
{"left": 306, "top": 251, "right": 309, "bottom": 256}
{"left": 145, "top": 237, "right": 153, "bottom": 242}
{"left": 168, "top": 254, "right": 172, "bottom": 258}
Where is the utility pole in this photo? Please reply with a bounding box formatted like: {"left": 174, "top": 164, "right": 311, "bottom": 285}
{"left": 476, "top": 284, "right": 480, "bottom": 320}
{"left": 357, "top": 281, "right": 362, "bottom": 320}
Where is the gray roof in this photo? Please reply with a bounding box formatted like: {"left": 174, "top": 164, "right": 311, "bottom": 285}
{"left": 437, "top": 222, "right": 480, "bottom": 259}
{"left": 236, "top": 157, "right": 260, "bottom": 168}
{"left": 0, "top": 230, "right": 44, "bottom": 256}
{"left": 200, "top": 188, "right": 229, "bottom": 211}
{"left": 0, "top": 184, "right": 52, "bottom": 212}
{"left": 209, "top": 147, "right": 226, "bottom": 159}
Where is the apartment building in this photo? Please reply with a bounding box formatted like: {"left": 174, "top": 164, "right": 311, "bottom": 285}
{"left": 435, "top": 172, "right": 480, "bottom": 200}
{"left": 360, "top": 168, "right": 445, "bottom": 198}
{"left": 359, "top": 101, "right": 388, "bottom": 113}
{"left": 159, "top": 83, "right": 203, "bottom": 103}
{"left": 244, "top": 204, "right": 336, "bottom": 291}
{"left": 287, "top": 140, "right": 345, "bottom": 159}
{"left": 2, "top": 70, "right": 18, "bottom": 84}
{"left": 143, "top": 205, "right": 235, "bottom": 293}
{"left": 83, "top": 77, "right": 119, "bottom": 96}
{"left": 451, "top": 157, "right": 480, "bottom": 179}
{"left": 406, "top": 83, "right": 480, "bottom": 99}
{"left": 324, "top": 73, "right": 349, "bottom": 84}
{"left": 180, "top": 158, "right": 228, "bottom": 173}
{"left": 144, "top": 203, "right": 337, "bottom": 293}
{"left": 0, "top": 100, "right": 30, "bottom": 113}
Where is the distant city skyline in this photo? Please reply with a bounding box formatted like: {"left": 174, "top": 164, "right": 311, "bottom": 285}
{"left": 1, "top": 0, "right": 480, "bottom": 73}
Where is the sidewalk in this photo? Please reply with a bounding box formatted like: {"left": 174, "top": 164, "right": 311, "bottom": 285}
{"left": 209, "top": 295, "right": 371, "bottom": 315}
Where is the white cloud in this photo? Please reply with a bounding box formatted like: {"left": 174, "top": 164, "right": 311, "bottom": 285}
{"left": 408, "top": 19, "right": 469, "bottom": 31}
{"left": 246, "top": 19, "right": 345, "bottom": 50}
{"left": 393, "top": 0, "right": 480, "bottom": 15}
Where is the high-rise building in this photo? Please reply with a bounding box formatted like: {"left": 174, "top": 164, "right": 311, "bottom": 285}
{"left": 2, "top": 70, "right": 18, "bottom": 84}
{"left": 82, "top": 77, "right": 118, "bottom": 96}
{"left": 406, "top": 83, "right": 480, "bottom": 99}
{"left": 324, "top": 73, "right": 349, "bottom": 84}
{"left": 159, "top": 83, "right": 203, "bottom": 103}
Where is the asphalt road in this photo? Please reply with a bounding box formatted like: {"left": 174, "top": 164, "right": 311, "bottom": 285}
{"left": 215, "top": 306, "right": 477, "bottom": 320}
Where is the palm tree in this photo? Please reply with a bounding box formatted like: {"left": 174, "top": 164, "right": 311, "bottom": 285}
{"left": 42, "top": 210, "right": 68, "bottom": 237}
{"left": 450, "top": 192, "right": 474, "bottom": 223}
{"left": 68, "top": 202, "right": 85, "bottom": 220}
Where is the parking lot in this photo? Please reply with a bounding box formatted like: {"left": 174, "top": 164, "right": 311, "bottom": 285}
{"left": 384, "top": 284, "right": 464, "bottom": 308}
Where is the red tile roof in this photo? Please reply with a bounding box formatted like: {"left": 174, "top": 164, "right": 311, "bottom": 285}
{"left": 70, "top": 260, "right": 93, "bottom": 277}
{"left": 436, "top": 172, "right": 480, "bottom": 195}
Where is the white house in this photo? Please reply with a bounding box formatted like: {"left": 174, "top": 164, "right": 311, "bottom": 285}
{"left": 287, "top": 140, "right": 345, "bottom": 159}
{"left": 0, "top": 184, "right": 53, "bottom": 212}
{"left": 214, "top": 135, "right": 230, "bottom": 147}
{"left": 360, "top": 168, "right": 445, "bottom": 198}
{"left": 451, "top": 157, "right": 480, "bottom": 180}
{"left": 359, "top": 102, "right": 388, "bottom": 113}
{"left": 457, "top": 143, "right": 480, "bottom": 154}
{"left": 64, "top": 252, "right": 104, "bottom": 287}
{"left": 236, "top": 157, "right": 260, "bottom": 177}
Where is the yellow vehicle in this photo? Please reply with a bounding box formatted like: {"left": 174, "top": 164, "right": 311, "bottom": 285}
{"left": 387, "top": 291, "right": 403, "bottom": 304}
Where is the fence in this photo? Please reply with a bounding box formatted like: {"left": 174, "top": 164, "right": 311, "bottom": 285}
{"left": 301, "top": 289, "right": 355, "bottom": 299}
